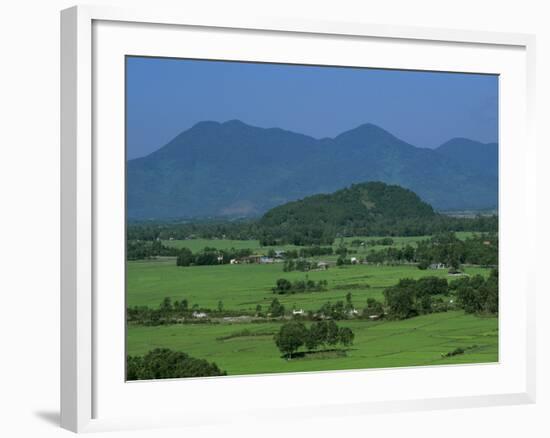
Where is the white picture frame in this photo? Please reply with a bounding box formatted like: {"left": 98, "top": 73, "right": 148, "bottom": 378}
{"left": 60, "top": 4, "right": 537, "bottom": 433}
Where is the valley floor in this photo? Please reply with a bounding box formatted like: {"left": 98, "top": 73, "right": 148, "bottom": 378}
{"left": 126, "top": 235, "right": 498, "bottom": 377}
{"left": 127, "top": 311, "right": 498, "bottom": 376}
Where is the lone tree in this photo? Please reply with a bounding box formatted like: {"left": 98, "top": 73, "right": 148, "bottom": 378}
{"left": 268, "top": 298, "right": 285, "bottom": 317}
{"left": 274, "top": 321, "right": 307, "bottom": 359}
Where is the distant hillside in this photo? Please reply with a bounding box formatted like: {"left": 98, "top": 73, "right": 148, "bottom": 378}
{"left": 127, "top": 120, "right": 498, "bottom": 219}
{"left": 258, "top": 182, "right": 440, "bottom": 244}
{"left": 435, "top": 137, "right": 498, "bottom": 179}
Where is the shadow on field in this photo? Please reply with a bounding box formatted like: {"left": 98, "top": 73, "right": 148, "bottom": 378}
{"left": 282, "top": 348, "right": 354, "bottom": 361}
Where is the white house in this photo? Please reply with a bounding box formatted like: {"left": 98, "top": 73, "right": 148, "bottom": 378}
{"left": 292, "top": 309, "right": 304, "bottom": 316}
{"left": 192, "top": 311, "right": 208, "bottom": 319}
{"left": 317, "top": 261, "right": 329, "bottom": 270}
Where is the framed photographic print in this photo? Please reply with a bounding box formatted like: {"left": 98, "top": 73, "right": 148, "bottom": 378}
{"left": 61, "top": 5, "right": 536, "bottom": 433}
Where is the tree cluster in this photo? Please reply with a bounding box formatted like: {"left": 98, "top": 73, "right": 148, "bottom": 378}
{"left": 358, "top": 232, "right": 497, "bottom": 268}
{"left": 382, "top": 271, "right": 498, "bottom": 320}
{"left": 127, "top": 348, "right": 226, "bottom": 380}
{"left": 362, "top": 298, "right": 385, "bottom": 317}
{"left": 127, "top": 297, "right": 237, "bottom": 326}
{"left": 283, "top": 259, "right": 319, "bottom": 272}
{"left": 176, "top": 247, "right": 253, "bottom": 266}
{"left": 127, "top": 219, "right": 259, "bottom": 242}
{"left": 416, "top": 232, "right": 498, "bottom": 269}
{"left": 272, "top": 278, "right": 328, "bottom": 294}
{"left": 383, "top": 277, "right": 449, "bottom": 319}
{"left": 274, "top": 320, "right": 354, "bottom": 358}
{"left": 127, "top": 239, "right": 179, "bottom": 260}
{"left": 451, "top": 269, "right": 498, "bottom": 314}
{"left": 267, "top": 298, "right": 285, "bottom": 317}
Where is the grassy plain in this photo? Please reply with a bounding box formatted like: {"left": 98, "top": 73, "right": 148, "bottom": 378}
{"left": 127, "top": 258, "right": 490, "bottom": 311}
{"left": 127, "top": 311, "right": 498, "bottom": 375}
{"left": 127, "top": 233, "right": 498, "bottom": 376}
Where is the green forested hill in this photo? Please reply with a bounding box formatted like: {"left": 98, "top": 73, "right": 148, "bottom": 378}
{"left": 258, "top": 182, "right": 458, "bottom": 244}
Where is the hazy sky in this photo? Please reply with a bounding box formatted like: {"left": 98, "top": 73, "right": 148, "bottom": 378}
{"left": 126, "top": 56, "right": 498, "bottom": 160}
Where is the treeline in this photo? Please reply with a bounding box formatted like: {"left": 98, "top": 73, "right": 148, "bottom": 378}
{"left": 127, "top": 239, "right": 179, "bottom": 260}
{"left": 127, "top": 214, "right": 497, "bottom": 248}
{"left": 274, "top": 320, "right": 354, "bottom": 358}
{"left": 176, "top": 247, "right": 253, "bottom": 266}
{"left": 283, "top": 259, "right": 320, "bottom": 272}
{"left": 272, "top": 278, "right": 328, "bottom": 294}
{"left": 128, "top": 297, "right": 196, "bottom": 325}
{"left": 286, "top": 246, "right": 334, "bottom": 258}
{"left": 127, "top": 212, "right": 497, "bottom": 250}
{"left": 383, "top": 271, "right": 498, "bottom": 320}
{"left": 127, "top": 219, "right": 259, "bottom": 241}
{"left": 299, "top": 292, "right": 365, "bottom": 320}
{"left": 128, "top": 297, "right": 227, "bottom": 326}
{"left": 258, "top": 215, "right": 498, "bottom": 246}
{"left": 383, "top": 277, "right": 450, "bottom": 319}
{"left": 128, "top": 296, "right": 289, "bottom": 325}
{"left": 416, "top": 232, "right": 498, "bottom": 268}
{"left": 357, "top": 232, "right": 497, "bottom": 268}
{"left": 127, "top": 348, "right": 226, "bottom": 380}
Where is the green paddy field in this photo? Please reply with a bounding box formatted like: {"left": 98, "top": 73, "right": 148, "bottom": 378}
{"left": 127, "top": 235, "right": 498, "bottom": 376}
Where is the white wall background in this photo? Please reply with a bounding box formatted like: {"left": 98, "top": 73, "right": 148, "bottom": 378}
{"left": 0, "top": 1, "right": 547, "bottom": 437}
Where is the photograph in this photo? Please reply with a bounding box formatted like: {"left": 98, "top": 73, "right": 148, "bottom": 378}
{"left": 125, "top": 56, "right": 499, "bottom": 380}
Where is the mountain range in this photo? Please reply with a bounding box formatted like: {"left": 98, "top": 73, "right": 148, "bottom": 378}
{"left": 127, "top": 120, "right": 498, "bottom": 219}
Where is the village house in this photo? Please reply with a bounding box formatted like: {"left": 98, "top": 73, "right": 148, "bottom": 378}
{"left": 192, "top": 311, "right": 208, "bottom": 319}
{"left": 292, "top": 309, "right": 304, "bottom": 316}
{"left": 429, "top": 262, "right": 446, "bottom": 270}
{"left": 317, "top": 261, "right": 329, "bottom": 270}
{"left": 243, "top": 254, "right": 263, "bottom": 264}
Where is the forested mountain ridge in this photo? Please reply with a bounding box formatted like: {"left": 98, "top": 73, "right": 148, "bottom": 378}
{"left": 127, "top": 120, "right": 498, "bottom": 219}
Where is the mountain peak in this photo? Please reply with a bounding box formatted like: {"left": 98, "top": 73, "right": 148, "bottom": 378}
{"left": 190, "top": 120, "right": 222, "bottom": 130}
{"left": 335, "top": 122, "right": 399, "bottom": 144}
{"left": 222, "top": 119, "right": 248, "bottom": 127}
{"left": 127, "top": 121, "right": 498, "bottom": 219}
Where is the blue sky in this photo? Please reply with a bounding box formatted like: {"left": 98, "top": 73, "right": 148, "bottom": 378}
{"left": 126, "top": 56, "right": 498, "bottom": 160}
